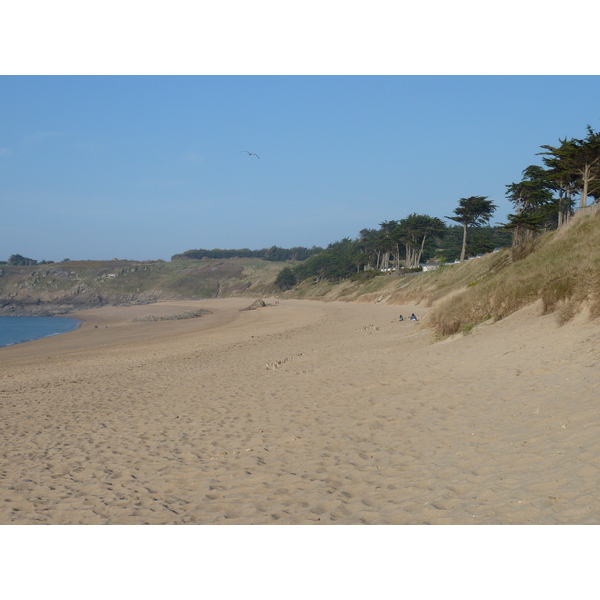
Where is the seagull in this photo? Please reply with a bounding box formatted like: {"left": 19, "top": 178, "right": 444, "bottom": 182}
{"left": 240, "top": 150, "right": 260, "bottom": 159}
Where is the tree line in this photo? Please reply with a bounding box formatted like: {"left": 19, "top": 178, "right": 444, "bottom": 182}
{"left": 171, "top": 245, "right": 323, "bottom": 262}
{"left": 505, "top": 124, "right": 600, "bottom": 245}
{"left": 7, "top": 125, "right": 595, "bottom": 282}
{"left": 274, "top": 207, "right": 508, "bottom": 290}
{"left": 276, "top": 122, "right": 600, "bottom": 288}
{"left": 3, "top": 254, "right": 58, "bottom": 266}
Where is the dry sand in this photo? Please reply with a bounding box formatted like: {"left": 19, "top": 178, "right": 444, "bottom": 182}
{"left": 1, "top": 297, "right": 599, "bottom": 525}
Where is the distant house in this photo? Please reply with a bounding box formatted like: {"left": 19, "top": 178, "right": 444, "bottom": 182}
{"left": 421, "top": 263, "right": 440, "bottom": 272}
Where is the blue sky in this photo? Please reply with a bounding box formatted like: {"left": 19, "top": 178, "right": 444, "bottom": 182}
{"left": 1, "top": 75, "right": 600, "bottom": 262}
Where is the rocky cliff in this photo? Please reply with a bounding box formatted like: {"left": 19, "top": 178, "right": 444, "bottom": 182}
{"left": 0, "top": 258, "right": 286, "bottom": 315}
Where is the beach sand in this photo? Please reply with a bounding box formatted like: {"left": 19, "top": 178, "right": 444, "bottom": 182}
{"left": 1, "top": 297, "right": 599, "bottom": 524}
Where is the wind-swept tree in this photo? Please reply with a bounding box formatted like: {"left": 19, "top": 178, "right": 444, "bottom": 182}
{"left": 356, "top": 229, "right": 375, "bottom": 270}
{"left": 506, "top": 166, "right": 555, "bottom": 212}
{"left": 437, "top": 225, "right": 511, "bottom": 262}
{"left": 503, "top": 211, "right": 547, "bottom": 247}
{"left": 537, "top": 144, "right": 578, "bottom": 227}
{"left": 572, "top": 126, "right": 600, "bottom": 208}
{"left": 396, "top": 213, "right": 446, "bottom": 268}
{"left": 377, "top": 220, "right": 399, "bottom": 271}
{"left": 505, "top": 165, "right": 557, "bottom": 244}
{"left": 446, "top": 196, "right": 497, "bottom": 262}
{"left": 539, "top": 127, "right": 600, "bottom": 209}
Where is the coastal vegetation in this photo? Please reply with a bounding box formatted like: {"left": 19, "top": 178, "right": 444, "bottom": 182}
{"left": 276, "top": 124, "right": 600, "bottom": 286}
{"left": 445, "top": 196, "right": 497, "bottom": 263}
{"left": 427, "top": 207, "right": 600, "bottom": 335}
{"left": 3, "top": 123, "right": 599, "bottom": 335}
{"left": 2, "top": 209, "right": 599, "bottom": 338}
{"left": 504, "top": 124, "right": 600, "bottom": 242}
{"left": 268, "top": 122, "right": 600, "bottom": 333}
{"left": 279, "top": 207, "right": 600, "bottom": 337}
{"left": 284, "top": 222, "right": 510, "bottom": 286}
{"left": 0, "top": 258, "right": 286, "bottom": 315}
{"left": 171, "top": 245, "right": 322, "bottom": 262}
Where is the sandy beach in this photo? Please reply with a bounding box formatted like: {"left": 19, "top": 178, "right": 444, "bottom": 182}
{"left": 1, "top": 297, "right": 599, "bottom": 525}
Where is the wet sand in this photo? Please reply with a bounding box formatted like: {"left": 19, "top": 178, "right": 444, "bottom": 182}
{"left": 1, "top": 297, "right": 599, "bottom": 524}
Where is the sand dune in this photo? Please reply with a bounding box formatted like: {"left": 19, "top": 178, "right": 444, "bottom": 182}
{"left": 1, "top": 297, "right": 599, "bottom": 524}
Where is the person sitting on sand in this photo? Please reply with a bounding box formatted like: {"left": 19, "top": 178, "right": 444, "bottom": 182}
{"left": 410, "top": 313, "right": 418, "bottom": 321}
{"left": 398, "top": 315, "right": 404, "bottom": 321}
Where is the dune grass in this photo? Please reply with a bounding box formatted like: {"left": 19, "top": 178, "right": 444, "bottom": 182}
{"left": 283, "top": 208, "right": 600, "bottom": 337}
{"left": 426, "top": 210, "right": 600, "bottom": 335}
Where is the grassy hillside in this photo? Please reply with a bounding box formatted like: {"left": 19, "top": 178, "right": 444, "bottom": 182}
{"left": 3, "top": 207, "right": 599, "bottom": 332}
{"left": 279, "top": 207, "right": 600, "bottom": 336}
{"left": 426, "top": 208, "right": 600, "bottom": 335}
{"left": 0, "top": 258, "right": 285, "bottom": 315}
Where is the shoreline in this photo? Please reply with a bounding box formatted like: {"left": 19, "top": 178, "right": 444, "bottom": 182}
{"left": 2, "top": 297, "right": 600, "bottom": 524}
{"left": 0, "top": 314, "right": 83, "bottom": 350}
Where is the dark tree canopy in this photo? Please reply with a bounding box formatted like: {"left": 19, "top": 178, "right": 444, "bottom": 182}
{"left": 274, "top": 267, "right": 297, "bottom": 290}
{"left": 8, "top": 254, "right": 38, "bottom": 266}
{"left": 395, "top": 213, "right": 446, "bottom": 268}
{"left": 436, "top": 226, "right": 510, "bottom": 262}
{"left": 538, "top": 126, "right": 600, "bottom": 209}
{"left": 504, "top": 165, "right": 560, "bottom": 244}
{"left": 446, "top": 196, "right": 497, "bottom": 262}
{"left": 172, "top": 246, "right": 323, "bottom": 262}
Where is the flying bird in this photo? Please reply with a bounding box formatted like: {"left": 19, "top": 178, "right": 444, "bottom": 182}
{"left": 240, "top": 150, "right": 260, "bottom": 159}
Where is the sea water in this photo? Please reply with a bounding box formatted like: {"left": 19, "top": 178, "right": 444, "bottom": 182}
{"left": 0, "top": 316, "right": 81, "bottom": 348}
